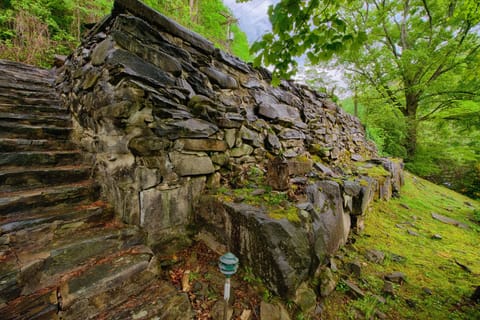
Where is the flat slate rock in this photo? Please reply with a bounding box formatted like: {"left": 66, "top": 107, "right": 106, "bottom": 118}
{"left": 431, "top": 212, "right": 469, "bottom": 229}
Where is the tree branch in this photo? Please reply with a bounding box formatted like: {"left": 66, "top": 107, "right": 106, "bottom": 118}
{"left": 421, "top": 0, "right": 433, "bottom": 45}
{"left": 418, "top": 100, "right": 456, "bottom": 121}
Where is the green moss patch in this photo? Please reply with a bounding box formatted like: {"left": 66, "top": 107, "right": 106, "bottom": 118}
{"left": 322, "top": 172, "right": 480, "bottom": 319}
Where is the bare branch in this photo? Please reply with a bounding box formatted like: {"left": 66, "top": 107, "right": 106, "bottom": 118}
{"left": 421, "top": 0, "right": 433, "bottom": 45}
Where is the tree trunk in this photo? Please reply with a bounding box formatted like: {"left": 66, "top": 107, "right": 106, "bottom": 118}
{"left": 403, "top": 92, "right": 419, "bottom": 160}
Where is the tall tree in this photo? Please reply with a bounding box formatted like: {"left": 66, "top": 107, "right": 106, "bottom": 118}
{"left": 251, "top": 0, "right": 480, "bottom": 159}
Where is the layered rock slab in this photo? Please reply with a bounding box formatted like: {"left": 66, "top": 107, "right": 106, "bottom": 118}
{"left": 0, "top": 59, "right": 191, "bottom": 319}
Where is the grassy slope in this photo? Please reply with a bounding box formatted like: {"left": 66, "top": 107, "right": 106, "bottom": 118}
{"left": 322, "top": 172, "right": 480, "bottom": 319}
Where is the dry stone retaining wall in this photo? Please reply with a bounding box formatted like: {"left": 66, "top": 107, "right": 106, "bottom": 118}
{"left": 58, "top": 0, "right": 403, "bottom": 298}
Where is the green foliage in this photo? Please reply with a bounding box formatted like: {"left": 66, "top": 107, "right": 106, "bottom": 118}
{"left": 262, "top": 288, "right": 273, "bottom": 302}
{"left": 335, "top": 281, "right": 349, "bottom": 293}
{"left": 241, "top": 266, "right": 261, "bottom": 284}
{"left": 473, "top": 209, "right": 480, "bottom": 223}
{"left": 250, "top": 0, "right": 480, "bottom": 171}
{"left": 407, "top": 120, "right": 480, "bottom": 198}
{"left": 0, "top": 0, "right": 251, "bottom": 66}
{"left": 0, "top": 0, "right": 112, "bottom": 66}
{"left": 341, "top": 97, "right": 407, "bottom": 158}
{"left": 250, "top": 0, "right": 365, "bottom": 84}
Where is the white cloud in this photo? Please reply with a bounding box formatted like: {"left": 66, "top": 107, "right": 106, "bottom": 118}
{"left": 223, "top": 0, "right": 277, "bottom": 43}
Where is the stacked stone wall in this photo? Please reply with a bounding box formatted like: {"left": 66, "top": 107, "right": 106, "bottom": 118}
{"left": 58, "top": 0, "right": 403, "bottom": 296}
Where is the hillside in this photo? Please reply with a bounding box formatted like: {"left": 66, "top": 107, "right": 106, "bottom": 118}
{"left": 0, "top": 0, "right": 251, "bottom": 66}
{"left": 162, "top": 173, "right": 480, "bottom": 319}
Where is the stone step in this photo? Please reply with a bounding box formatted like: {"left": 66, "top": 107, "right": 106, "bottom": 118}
{"left": 0, "top": 248, "right": 155, "bottom": 320}
{"left": 58, "top": 249, "right": 156, "bottom": 318}
{"left": 0, "top": 286, "right": 59, "bottom": 320}
{"left": 0, "top": 59, "right": 53, "bottom": 83}
{"left": 0, "top": 88, "right": 58, "bottom": 101}
{"left": 0, "top": 95, "right": 61, "bottom": 107}
{"left": 0, "top": 76, "right": 55, "bottom": 91}
{"left": 0, "top": 150, "right": 82, "bottom": 167}
{"left": 0, "top": 112, "right": 70, "bottom": 127}
{"left": 1, "top": 234, "right": 152, "bottom": 318}
{"left": 0, "top": 103, "right": 68, "bottom": 115}
{"left": 0, "top": 200, "right": 113, "bottom": 238}
{"left": 0, "top": 165, "right": 92, "bottom": 193}
{"left": 94, "top": 279, "right": 192, "bottom": 320}
{"left": 0, "top": 121, "right": 72, "bottom": 140}
{"left": 0, "top": 180, "right": 99, "bottom": 215}
{"left": 0, "top": 79, "right": 56, "bottom": 94}
{"left": 0, "top": 138, "right": 76, "bottom": 152}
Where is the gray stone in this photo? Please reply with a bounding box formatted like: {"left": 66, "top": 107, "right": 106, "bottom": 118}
{"left": 296, "top": 202, "right": 314, "bottom": 212}
{"left": 230, "top": 144, "right": 254, "bottom": 158}
{"left": 242, "top": 77, "right": 263, "bottom": 89}
{"left": 211, "top": 300, "right": 233, "bottom": 320}
{"left": 319, "top": 268, "right": 337, "bottom": 297}
{"left": 278, "top": 128, "right": 306, "bottom": 140}
{"left": 400, "top": 203, "right": 411, "bottom": 210}
{"left": 135, "top": 167, "right": 163, "bottom": 190}
{"left": 260, "top": 301, "right": 291, "bottom": 320}
{"left": 343, "top": 280, "right": 365, "bottom": 298}
{"left": 170, "top": 118, "right": 219, "bottom": 138}
{"left": 91, "top": 37, "right": 114, "bottom": 65}
{"left": 169, "top": 152, "right": 215, "bottom": 176}
{"left": 111, "top": 30, "right": 182, "bottom": 76}
{"left": 176, "top": 78, "right": 195, "bottom": 98}
{"left": 431, "top": 212, "right": 470, "bottom": 229}
{"left": 346, "top": 261, "right": 362, "bottom": 278}
{"left": 407, "top": 229, "right": 419, "bottom": 236}
{"left": 177, "top": 139, "right": 227, "bottom": 152}
{"left": 365, "top": 249, "right": 385, "bottom": 264}
{"left": 431, "top": 234, "right": 442, "bottom": 240}
{"left": 351, "top": 176, "right": 378, "bottom": 216}
{"left": 217, "top": 113, "right": 244, "bottom": 128}
{"left": 384, "top": 272, "right": 406, "bottom": 284}
{"left": 215, "top": 49, "right": 251, "bottom": 73}
{"left": 128, "top": 136, "right": 169, "bottom": 156}
{"left": 422, "top": 287, "right": 433, "bottom": 295}
{"left": 140, "top": 177, "right": 205, "bottom": 245}
{"left": 390, "top": 253, "right": 407, "bottom": 263}
{"left": 282, "top": 149, "right": 299, "bottom": 158}
{"left": 251, "top": 189, "right": 266, "bottom": 196}
{"left": 224, "top": 129, "right": 237, "bottom": 149}
{"left": 265, "top": 133, "right": 282, "bottom": 153}
{"left": 200, "top": 67, "right": 238, "bottom": 89}
{"left": 294, "top": 282, "right": 317, "bottom": 314}
{"left": 351, "top": 154, "right": 364, "bottom": 162}
{"left": 383, "top": 280, "right": 395, "bottom": 296}
{"left": 196, "top": 199, "right": 311, "bottom": 297}
{"left": 307, "top": 181, "right": 351, "bottom": 261}
{"left": 314, "top": 162, "right": 335, "bottom": 177}
{"left": 210, "top": 153, "right": 229, "bottom": 166}
{"left": 343, "top": 180, "right": 362, "bottom": 196}
{"left": 258, "top": 103, "right": 301, "bottom": 123}
{"left": 106, "top": 49, "right": 176, "bottom": 87}
{"left": 240, "top": 126, "right": 258, "bottom": 142}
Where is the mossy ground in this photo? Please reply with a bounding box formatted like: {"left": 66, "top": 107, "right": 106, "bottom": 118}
{"left": 322, "top": 172, "right": 480, "bottom": 319}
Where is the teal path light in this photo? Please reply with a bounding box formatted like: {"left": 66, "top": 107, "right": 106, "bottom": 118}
{"left": 219, "top": 252, "right": 239, "bottom": 320}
